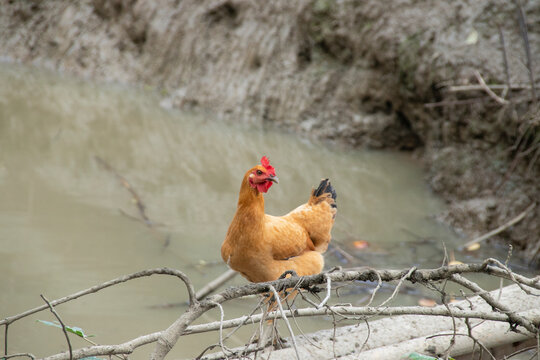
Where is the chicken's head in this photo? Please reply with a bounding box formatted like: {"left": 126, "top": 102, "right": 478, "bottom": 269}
{"left": 248, "top": 156, "right": 279, "bottom": 193}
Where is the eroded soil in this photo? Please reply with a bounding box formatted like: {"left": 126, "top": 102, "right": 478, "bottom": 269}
{"left": 1, "top": 0, "right": 538, "bottom": 263}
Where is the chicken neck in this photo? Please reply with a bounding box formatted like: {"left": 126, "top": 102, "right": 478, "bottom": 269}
{"left": 236, "top": 172, "right": 265, "bottom": 222}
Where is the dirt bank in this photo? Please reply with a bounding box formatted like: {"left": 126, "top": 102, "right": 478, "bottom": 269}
{"left": 1, "top": 0, "right": 538, "bottom": 263}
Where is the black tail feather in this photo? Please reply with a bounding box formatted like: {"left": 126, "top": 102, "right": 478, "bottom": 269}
{"left": 314, "top": 178, "right": 337, "bottom": 208}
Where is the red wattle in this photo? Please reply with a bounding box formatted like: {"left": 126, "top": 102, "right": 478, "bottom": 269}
{"left": 257, "top": 181, "right": 273, "bottom": 193}
{"left": 250, "top": 178, "right": 273, "bottom": 193}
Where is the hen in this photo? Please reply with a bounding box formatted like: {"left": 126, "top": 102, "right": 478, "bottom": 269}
{"left": 221, "top": 156, "right": 337, "bottom": 283}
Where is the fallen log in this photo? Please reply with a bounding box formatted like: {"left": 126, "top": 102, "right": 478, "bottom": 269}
{"left": 205, "top": 284, "right": 540, "bottom": 359}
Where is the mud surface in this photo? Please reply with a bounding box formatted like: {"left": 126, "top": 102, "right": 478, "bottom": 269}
{"left": 1, "top": 0, "right": 538, "bottom": 262}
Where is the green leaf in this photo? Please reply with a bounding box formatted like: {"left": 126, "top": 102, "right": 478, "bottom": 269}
{"left": 37, "top": 320, "right": 93, "bottom": 338}
{"left": 37, "top": 319, "right": 60, "bottom": 328}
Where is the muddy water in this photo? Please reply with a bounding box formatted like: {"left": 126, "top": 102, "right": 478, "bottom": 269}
{"left": 0, "top": 63, "right": 502, "bottom": 358}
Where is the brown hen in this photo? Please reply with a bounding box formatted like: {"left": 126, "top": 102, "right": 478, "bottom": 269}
{"left": 221, "top": 156, "right": 337, "bottom": 283}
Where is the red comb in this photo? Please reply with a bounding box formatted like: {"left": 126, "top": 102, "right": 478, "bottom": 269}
{"left": 261, "top": 156, "right": 275, "bottom": 176}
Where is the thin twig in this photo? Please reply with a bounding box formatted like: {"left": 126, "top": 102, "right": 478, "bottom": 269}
{"left": 268, "top": 285, "right": 300, "bottom": 360}
{"left": 4, "top": 324, "right": 8, "bottom": 359}
{"left": 536, "top": 331, "right": 540, "bottom": 360}
{"left": 1, "top": 268, "right": 197, "bottom": 326}
{"left": 222, "top": 297, "right": 266, "bottom": 344}
{"left": 441, "top": 240, "right": 449, "bottom": 267}
{"left": 40, "top": 295, "right": 73, "bottom": 360}
{"left": 441, "top": 299, "right": 457, "bottom": 359}
{"left": 358, "top": 319, "right": 371, "bottom": 353}
{"left": 327, "top": 242, "right": 357, "bottom": 264}
{"left": 95, "top": 156, "right": 152, "bottom": 226}
{"left": 330, "top": 310, "right": 337, "bottom": 359}
{"left": 378, "top": 267, "right": 416, "bottom": 307}
{"left": 451, "top": 274, "right": 537, "bottom": 333}
{"left": 1, "top": 354, "right": 36, "bottom": 360}
{"left": 486, "top": 261, "right": 540, "bottom": 290}
{"left": 462, "top": 203, "right": 536, "bottom": 248}
{"left": 198, "top": 344, "right": 263, "bottom": 360}
{"left": 257, "top": 300, "right": 271, "bottom": 350}
{"left": 497, "top": 24, "right": 512, "bottom": 99}
{"left": 316, "top": 275, "right": 331, "bottom": 309}
{"left": 448, "top": 83, "right": 534, "bottom": 92}
{"left": 515, "top": 0, "right": 537, "bottom": 103}
{"left": 499, "top": 246, "right": 514, "bottom": 301}
{"left": 47, "top": 332, "right": 163, "bottom": 360}
{"left": 426, "top": 333, "right": 496, "bottom": 359}
{"left": 285, "top": 301, "right": 322, "bottom": 350}
{"left": 497, "top": 128, "right": 534, "bottom": 192}
{"left": 460, "top": 288, "right": 487, "bottom": 332}
{"left": 365, "top": 269, "right": 382, "bottom": 307}
{"left": 196, "top": 269, "right": 238, "bottom": 301}
{"left": 463, "top": 316, "right": 477, "bottom": 358}
{"left": 474, "top": 71, "right": 509, "bottom": 105}
{"left": 505, "top": 345, "right": 538, "bottom": 359}
{"left": 182, "top": 302, "right": 535, "bottom": 336}
{"left": 209, "top": 301, "right": 230, "bottom": 359}
{"left": 77, "top": 334, "right": 127, "bottom": 360}
{"left": 527, "top": 144, "right": 540, "bottom": 177}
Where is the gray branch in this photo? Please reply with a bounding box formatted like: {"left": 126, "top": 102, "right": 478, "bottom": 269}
{"left": 0, "top": 268, "right": 197, "bottom": 327}
{"left": 5, "top": 260, "right": 538, "bottom": 360}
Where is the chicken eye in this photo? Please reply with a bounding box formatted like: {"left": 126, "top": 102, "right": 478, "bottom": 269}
{"left": 256, "top": 170, "right": 263, "bottom": 175}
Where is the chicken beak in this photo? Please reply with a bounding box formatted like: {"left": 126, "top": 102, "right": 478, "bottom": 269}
{"left": 266, "top": 175, "right": 279, "bottom": 184}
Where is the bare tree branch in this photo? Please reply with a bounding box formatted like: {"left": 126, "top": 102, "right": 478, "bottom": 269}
{"left": 426, "top": 333, "right": 496, "bottom": 360}
{"left": 1, "top": 354, "right": 36, "bottom": 360}
{"left": 43, "top": 332, "right": 162, "bottom": 360}
{"left": 207, "top": 301, "right": 230, "bottom": 357}
{"left": 316, "top": 275, "right": 331, "bottom": 309}
{"left": 474, "top": 71, "right": 509, "bottom": 105}
{"left": 182, "top": 304, "right": 538, "bottom": 336}
{"left": 365, "top": 269, "right": 382, "bottom": 307}
{"left": 497, "top": 25, "right": 512, "bottom": 99}
{"left": 3, "top": 324, "right": 8, "bottom": 359}
{"left": 451, "top": 274, "right": 537, "bottom": 333}
{"left": 462, "top": 203, "right": 536, "bottom": 249}
{"left": 95, "top": 156, "right": 153, "bottom": 227}
{"left": 149, "top": 261, "right": 540, "bottom": 359}
{"left": 268, "top": 285, "right": 300, "bottom": 360}
{"left": 379, "top": 266, "right": 416, "bottom": 307}
{"left": 196, "top": 269, "right": 238, "bottom": 301}
{"left": 448, "top": 83, "right": 535, "bottom": 92}
{"left": 5, "top": 261, "right": 539, "bottom": 360}
{"left": 515, "top": 0, "right": 537, "bottom": 103}
{"left": 0, "top": 268, "right": 197, "bottom": 327}
{"left": 150, "top": 302, "right": 213, "bottom": 360}
{"left": 40, "top": 295, "right": 73, "bottom": 360}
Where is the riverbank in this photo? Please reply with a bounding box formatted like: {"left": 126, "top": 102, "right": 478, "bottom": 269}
{"left": 1, "top": 0, "right": 538, "bottom": 263}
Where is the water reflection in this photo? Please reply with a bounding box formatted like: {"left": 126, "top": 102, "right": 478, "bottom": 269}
{"left": 0, "top": 63, "right": 464, "bottom": 358}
